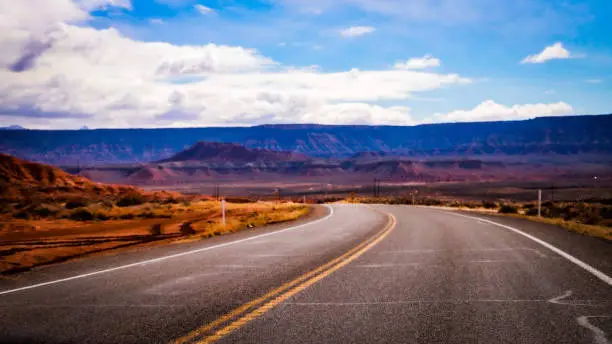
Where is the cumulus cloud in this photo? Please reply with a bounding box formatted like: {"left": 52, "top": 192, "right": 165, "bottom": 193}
{"left": 521, "top": 42, "right": 573, "bottom": 64}
{"left": 434, "top": 100, "right": 574, "bottom": 123}
{"left": 394, "top": 55, "right": 440, "bottom": 70}
{"left": 194, "top": 4, "right": 214, "bottom": 15}
{"left": 0, "top": 0, "right": 476, "bottom": 128}
{"left": 339, "top": 26, "right": 376, "bottom": 37}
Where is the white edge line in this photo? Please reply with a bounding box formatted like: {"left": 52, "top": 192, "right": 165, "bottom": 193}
{"left": 577, "top": 315, "right": 610, "bottom": 344}
{"left": 447, "top": 211, "right": 612, "bottom": 287}
{"left": 0, "top": 205, "right": 335, "bottom": 296}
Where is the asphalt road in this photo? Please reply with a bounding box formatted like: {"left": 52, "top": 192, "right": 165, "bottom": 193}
{"left": 1, "top": 204, "right": 611, "bottom": 344}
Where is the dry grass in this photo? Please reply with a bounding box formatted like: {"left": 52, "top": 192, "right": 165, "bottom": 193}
{"left": 0, "top": 200, "right": 308, "bottom": 274}
{"left": 503, "top": 214, "right": 611, "bottom": 241}
{"left": 343, "top": 195, "right": 611, "bottom": 241}
{"left": 433, "top": 205, "right": 612, "bottom": 241}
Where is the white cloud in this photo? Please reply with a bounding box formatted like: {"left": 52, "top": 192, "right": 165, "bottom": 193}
{"left": 0, "top": 0, "right": 475, "bottom": 129}
{"left": 585, "top": 79, "right": 602, "bottom": 84}
{"left": 521, "top": 42, "right": 573, "bottom": 64}
{"left": 149, "top": 18, "right": 165, "bottom": 24}
{"left": 394, "top": 55, "right": 440, "bottom": 70}
{"left": 77, "top": 0, "right": 132, "bottom": 10}
{"left": 339, "top": 26, "right": 375, "bottom": 37}
{"left": 434, "top": 100, "right": 574, "bottom": 123}
{"left": 543, "top": 89, "right": 556, "bottom": 95}
{"left": 194, "top": 4, "right": 214, "bottom": 15}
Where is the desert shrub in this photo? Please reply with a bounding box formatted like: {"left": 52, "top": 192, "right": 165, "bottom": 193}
{"left": 70, "top": 208, "right": 94, "bottom": 221}
{"left": 482, "top": 201, "right": 497, "bottom": 209}
{"left": 180, "top": 221, "right": 196, "bottom": 235}
{"left": 0, "top": 203, "right": 15, "bottom": 214}
{"left": 119, "top": 213, "right": 135, "bottom": 220}
{"left": 315, "top": 196, "right": 345, "bottom": 204}
{"left": 580, "top": 209, "right": 602, "bottom": 225}
{"left": 99, "top": 199, "right": 114, "bottom": 209}
{"left": 522, "top": 203, "right": 535, "bottom": 209}
{"left": 139, "top": 211, "right": 155, "bottom": 219}
{"left": 498, "top": 204, "right": 518, "bottom": 214}
{"left": 13, "top": 210, "right": 31, "bottom": 220}
{"left": 599, "top": 219, "right": 612, "bottom": 227}
{"left": 541, "top": 203, "right": 563, "bottom": 218}
{"left": 224, "top": 197, "right": 252, "bottom": 204}
{"left": 32, "top": 204, "right": 61, "bottom": 218}
{"left": 599, "top": 206, "right": 612, "bottom": 220}
{"left": 462, "top": 202, "right": 481, "bottom": 209}
{"left": 150, "top": 223, "right": 163, "bottom": 236}
{"left": 94, "top": 211, "right": 111, "bottom": 221}
{"left": 388, "top": 197, "right": 411, "bottom": 205}
{"left": 163, "top": 197, "right": 180, "bottom": 204}
{"left": 525, "top": 208, "right": 539, "bottom": 216}
{"left": 421, "top": 198, "right": 443, "bottom": 206}
{"left": 116, "top": 194, "right": 146, "bottom": 207}
{"left": 65, "top": 198, "right": 89, "bottom": 209}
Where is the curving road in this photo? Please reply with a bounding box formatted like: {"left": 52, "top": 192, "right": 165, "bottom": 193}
{"left": 1, "top": 204, "right": 611, "bottom": 343}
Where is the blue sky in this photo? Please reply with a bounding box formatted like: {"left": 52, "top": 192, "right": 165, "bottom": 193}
{"left": 1, "top": 0, "right": 611, "bottom": 128}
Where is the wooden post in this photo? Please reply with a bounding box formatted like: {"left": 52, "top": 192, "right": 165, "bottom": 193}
{"left": 221, "top": 199, "right": 226, "bottom": 226}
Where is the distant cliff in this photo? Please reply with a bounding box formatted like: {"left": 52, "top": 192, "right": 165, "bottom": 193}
{"left": 1, "top": 115, "right": 611, "bottom": 165}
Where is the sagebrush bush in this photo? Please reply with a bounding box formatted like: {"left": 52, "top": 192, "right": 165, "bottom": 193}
{"left": 13, "top": 210, "right": 31, "bottom": 220}
{"left": 94, "top": 211, "right": 110, "bottom": 221}
{"left": 599, "top": 219, "right": 612, "bottom": 227}
{"left": 70, "top": 208, "right": 94, "bottom": 221}
{"left": 0, "top": 203, "right": 14, "bottom": 214}
{"left": 65, "top": 198, "right": 89, "bottom": 209}
{"left": 32, "top": 204, "right": 60, "bottom": 218}
{"left": 498, "top": 204, "right": 518, "bottom": 214}
{"left": 116, "top": 194, "right": 146, "bottom": 207}
{"left": 482, "top": 201, "right": 497, "bottom": 209}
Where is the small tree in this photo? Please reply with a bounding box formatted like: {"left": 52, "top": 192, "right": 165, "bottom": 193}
{"left": 498, "top": 204, "right": 518, "bottom": 214}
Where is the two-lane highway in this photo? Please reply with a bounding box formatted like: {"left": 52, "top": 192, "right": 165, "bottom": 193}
{"left": 1, "top": 204, "right": 611, "bottom": 343}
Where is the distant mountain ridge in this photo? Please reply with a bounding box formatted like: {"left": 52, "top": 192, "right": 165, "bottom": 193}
{"left": 159, "top": 141, "right": 309, "bottom": 163}
{"left": 0, "top": 125, "right": 25, "bottom": 130}
{"left": 70, "top": 140, "right": 612, "bottom": 186}
{"left": 1, "top": 114, "right": 611, "bottom": 165}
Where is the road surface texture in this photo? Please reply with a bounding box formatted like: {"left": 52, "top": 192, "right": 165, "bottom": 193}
{"left": 1, "top": 204, "right": 611, "bottom": 343}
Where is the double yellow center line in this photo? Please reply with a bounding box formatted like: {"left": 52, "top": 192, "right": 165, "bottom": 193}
{"left": 172, "top": 209, "right": 396, "bottom": 344}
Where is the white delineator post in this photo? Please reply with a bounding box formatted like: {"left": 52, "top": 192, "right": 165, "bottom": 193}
{"left": 222, "top": 199, "right": 226, "bottom": 226}
{"left": 538, "top": 189, "right": 542, "bottom": 217}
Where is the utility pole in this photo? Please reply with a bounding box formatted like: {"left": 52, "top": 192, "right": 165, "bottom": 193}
{"left": 303, "top": 195, "right": 306, "bottom": 204}
{"left": 551, "top": 182, "right": 555, "bottom": 203}
{"left": 538, "top": 189, "right": 542, "bottom": 217}
{"left": 373, "top": 178, "right": 382, "bottom": 197}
